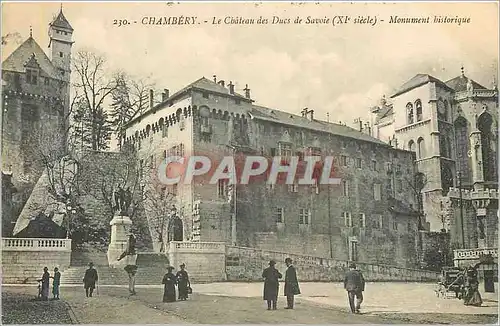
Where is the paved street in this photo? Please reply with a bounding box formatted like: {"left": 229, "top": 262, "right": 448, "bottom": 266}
{"left": 3, "top": 282, "right": 498, "bottom": 324}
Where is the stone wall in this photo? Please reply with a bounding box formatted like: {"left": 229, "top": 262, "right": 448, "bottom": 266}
{"left": 2, "top": 238, "right": 71, "bottom": 284}
{"left": 225, "top": 246, "right": 438, "bottom": 282}
{"left": 167, "top": 241, "right": 226, "bottom": 283}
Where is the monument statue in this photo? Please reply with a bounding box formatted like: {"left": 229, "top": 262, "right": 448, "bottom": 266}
{"left": 113, "top": 186, "right": 133, "bottom": 216}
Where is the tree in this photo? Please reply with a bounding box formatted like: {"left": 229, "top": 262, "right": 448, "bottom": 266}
{"left": 72, "top": 50, "right": 118, "bottom": 151}
{"left": 404, "top": 172, "right": 428, "bottom": 230}
{"left": 142, "top": 183, "right": 175, "bottom": 252}
{"left": 110, "top": 73, "right": 156, "bottom": 148}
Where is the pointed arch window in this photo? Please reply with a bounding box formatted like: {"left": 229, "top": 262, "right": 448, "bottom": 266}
{"left": 477, "top": 113, "right": 496, "bottom": 181}
{"left": 406, "top": 103, "right": 414, "bottom": 124}
{"left": 415, "top": 99, "right": 423, "bottom": 122}
{"left": 417, "top": 137, "right": 425, "bottom": 159}
{"left": 454, "top": 117, "right": 469, "bottom": 182}
{"left": 408, "top": 140, "right": 415, "bottom": 153}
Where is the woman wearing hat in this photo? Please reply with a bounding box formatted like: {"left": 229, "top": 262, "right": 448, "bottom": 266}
{"left": 176, "top": 263, "right": 191, "bottom": 301}
{"left": 162, "top": 266, "right": 177, "bottom": 302}
{"left": 262, "top": 260, "right": 282, "bottom": 310}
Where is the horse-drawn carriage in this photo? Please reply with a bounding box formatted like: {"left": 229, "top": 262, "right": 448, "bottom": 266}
{"left": 435, "top": 266, "right": 465, "bottom": 299}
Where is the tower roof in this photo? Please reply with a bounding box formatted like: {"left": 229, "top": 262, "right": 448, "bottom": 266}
{"left": 390, "top": 74, "right": 453, "bottom": 98}
{"left": 445, "top": 74, "right": 487, "bottom": 92}
{"left": 50, "top": 8, "right": 73, "bottom": 31}
{"left": 2, "top": 36, "right": 60, "bottom": 79}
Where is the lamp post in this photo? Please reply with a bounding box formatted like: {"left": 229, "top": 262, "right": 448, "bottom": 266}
{"left": 457, "top": 171, "right": 465, "bottom": 249}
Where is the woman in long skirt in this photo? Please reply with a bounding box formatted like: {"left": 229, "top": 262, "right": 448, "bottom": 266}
{"left": 176, "top": 263, "right": 191, "bottom": 301}
{"left": 162, "top": 266, "right": 177, "bottom": 302}
{"left": 463, "top": 268, "right": 482, "bottom": 306}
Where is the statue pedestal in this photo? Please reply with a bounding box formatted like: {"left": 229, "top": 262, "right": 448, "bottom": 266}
{"left": 107, "top": 215, "right": 134, "bottom": 268}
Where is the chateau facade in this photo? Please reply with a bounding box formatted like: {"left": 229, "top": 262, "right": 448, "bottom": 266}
{"left": 1, "top": 8, "right": 74, "bottom": 235}
{"left": 124, "top": 77, "right": 423, "bottom": 268}
{"left": 369, "top": 69, "right": 498, "bottom": 281}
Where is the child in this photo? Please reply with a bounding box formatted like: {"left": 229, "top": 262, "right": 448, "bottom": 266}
{"left": 51, "top": 267, "right": 61, "bottom": 300}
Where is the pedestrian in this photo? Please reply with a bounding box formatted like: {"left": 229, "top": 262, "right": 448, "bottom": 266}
{"left": 463, "top": 267, "right": 482, "bottom": 306}
{"left": 284, "top": 258, "right": 300, "bottom": 309}
{"left": 344, "top": 262, "right": 365, "bottom": 314}
{"left": 83, "top": 262, "right": 99, "bottom": 298}
{"left": 262, "top": 260, "right": 282, "bottom": 310}
{"left": 51, "top": 267, "right": 61, "bottom": 300}
{"left": 38, "top": 267, "right": 50, "bottom": 301}
{"left": 176, "top": 263, "right": 191, "bottom": 301}
{"left": 162, "top": 266, "right": 177, "bottom": 302}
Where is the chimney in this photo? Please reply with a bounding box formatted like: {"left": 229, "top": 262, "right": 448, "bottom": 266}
{"left": 354, "top": 118, "right": 363, "bottom": 132}
{"left": 213, "top": 75, "right": 217, "bottom": 83}
{"left": 162, "top": 88, "right": 170, "bottom": 102}
{"left": 228, "top": 81, "right": 235, "bottom": 95}
{"left": 218, "top": 80, "right": 225, "bottom": 87}
{"left": 301, "top": 108, "right": 308, "bottom": 117}
{"left": 149, "top": 89, "right": 154, "bottom": 109}
{"left": 308, "top": 109, "right": 314, "bottom": 121}
{"left": 244, "top": 84, "right": 251, "bottom": 99}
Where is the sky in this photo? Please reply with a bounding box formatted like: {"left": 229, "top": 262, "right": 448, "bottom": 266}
{"left": 2, "top": 1, "right": 499, "bottom": 126}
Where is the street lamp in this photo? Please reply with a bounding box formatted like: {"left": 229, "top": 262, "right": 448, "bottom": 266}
{"left": 456, "top": 171, "right": 465, "bottom": 249}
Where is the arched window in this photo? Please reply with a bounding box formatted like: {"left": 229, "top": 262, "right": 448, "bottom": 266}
{"left": 415, "top": 100, "right": 423, "bottom": 122}
{"left": 408, "top": 140, "right": 415, "bottom": 153}
{"left": 454, "top": 117, "right": 469, "bottom": 182}
{"left": 477, "top": 112, "right": 496, "bottom": 181}
{"left": 417, "top": 137, "right": 425, "bottom": 159}
{"left": 407, "top": 103, "right": 414, "bottom": 124}
{"left": 441, "top": 165, "right": 453, "bottom": 196}
{"left": 439, "top": 135, "right": 450, "bottom": 158}
{"left": 443, "top": 100, "right": 449, "bottom": 121}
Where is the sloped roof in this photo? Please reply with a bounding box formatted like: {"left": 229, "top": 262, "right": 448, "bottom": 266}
{"left": 249, "top": 105, "right": 389, "bottom": 146}
{"left": 371, "top": 104, "right": 394, "bottom": 124}
{"left": 2, "top": 37, "right": 60, "bottom": 78}
{"left": 125, "top": 77, "right": 251, "bottom": 126}
{"left": 445, "top": 74, "right": 487, "bottom": 92}
{"left": 50, "top": 9, "right": 73, "bottom": 31}
{"left": 170, "top": 77, "right": 249, "bottom": 101}
{"left": 391, "top": 74, "right": 452, "bottom": 98}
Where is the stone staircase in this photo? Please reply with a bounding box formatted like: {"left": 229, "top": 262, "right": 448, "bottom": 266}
{"left": 61, "top": 250, "right": 219, "bottom": 285}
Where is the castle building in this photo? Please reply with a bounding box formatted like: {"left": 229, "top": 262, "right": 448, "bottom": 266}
{"left": 124, "top": 77, "right": 423, "bottom": 268}
{"left": 370, "top": 68, "right": 498, "bottom": 286}
{"left": 1, "top": 8, "right": 74, "bottom": 235}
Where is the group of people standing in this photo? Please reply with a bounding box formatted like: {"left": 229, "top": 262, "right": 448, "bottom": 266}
{"left": 262, "top": 259, "right": 365, "bottom": 313}
{"left": 162, "top": 263, "right": 191, "bottom": 302}
{"left": 37, "top": 267, "right": 61, "bottom": 301}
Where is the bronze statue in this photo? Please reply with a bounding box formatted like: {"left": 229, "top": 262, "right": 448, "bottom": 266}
{"left": 113, "top": 186, "right": 133, "bottom": 215}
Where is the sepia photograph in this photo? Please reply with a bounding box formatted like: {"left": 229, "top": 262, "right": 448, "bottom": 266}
{"left": 1, "top": 1, "right": 498, "bottom": 324}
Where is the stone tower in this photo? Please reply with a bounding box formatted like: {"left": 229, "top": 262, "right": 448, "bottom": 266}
{"left": 1, "top": 7, "right": 74, "bottom": 235}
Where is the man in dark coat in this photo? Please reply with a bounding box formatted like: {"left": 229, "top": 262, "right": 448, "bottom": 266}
{"left": 284, "top": 258, "right": 300, "bottom": 309}
{"left": 262, "top": 260, "right": 282, "bottom": 310}
{"left": 83, "top": 262, "right": 99, "bottom": 297}
{"left": 344, "top": 263, "right": 365, "bottom": 313}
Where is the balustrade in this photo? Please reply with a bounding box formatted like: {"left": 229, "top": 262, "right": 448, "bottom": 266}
{"left": 2, "top": 238, "right": 72, "bottom": 251}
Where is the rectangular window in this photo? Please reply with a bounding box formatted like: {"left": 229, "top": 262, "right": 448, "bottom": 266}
{"left": 340, "top": 155, "right": 348, "bottom": 167}
{"left": 349, "top": 240, "right": 358, "bottom": 262}
{"left": 342, "top": 180, "right": 349, "bottom": 196}
{"left": 371, "top": 160, "right": 377, "bottom": 171}
{"left": 278, "top": 142, "right": 292, "bottom": 163}
{"left": 235, "top": 99, "right": 241, "bottom": 105}
{"left": 202, "top": 92, "right": 209, "bottom": 99}
{"left": 374, "top": 183, "right": 381, "bottom": 200}
{"left": 392, "top": 221, "right": 398, "bottom": 231}
{"left": 288, "top": 183, "right": 298, "bottom": 193}
{"left": 307, "top": 147, "right": 322, "bottom": 156}
{"left": 162, "top": 126, "right": 168, "bottom": 138}
{"left": 397, "top": 179, "right": 403, "bottom": 192}
{"left": 217, "top": 179, "right": 227, "bottom": 199}
{"left": 343, "top": 212, "right": 352, "bottom": 227}
{"left": 379, "top": 215, "right": 384, "bottom": 229}
{"left": 299, "top": 208, "right": 311, "bottom": 225}
{"left": 274, "top": 207, "right": 284, "bottom": 223}
{"left": 59, "top": 52, "right": 63, "bottom": 58}
{"left": 359, "top": 213, "right": 366, "bottom": 228}
{"left": 356, "top": 158, "right": 362, "bottom": 169}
